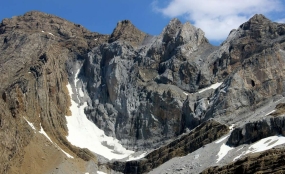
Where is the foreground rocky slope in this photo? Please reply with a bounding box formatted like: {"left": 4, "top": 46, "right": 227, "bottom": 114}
{"left": 201, "top": 147, "right": 285, "bottom": 174}
{"left": 1, "top": 11, "right": 285, "bottom": 174}
{"left": 109, "top": 120, "right": 228, "bottom": 174}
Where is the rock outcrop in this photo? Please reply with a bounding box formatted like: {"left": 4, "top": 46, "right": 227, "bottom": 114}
{"left": 227, "top": 115, "right": 285, "bottom": 147}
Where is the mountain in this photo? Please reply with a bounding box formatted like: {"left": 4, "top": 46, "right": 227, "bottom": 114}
{"left": 1, "top": 11, "right": 285, "bottom": 174}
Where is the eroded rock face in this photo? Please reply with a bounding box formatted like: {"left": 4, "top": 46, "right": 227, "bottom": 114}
{"left": 78, "top": 14, "right": 285, "bottom": 151}
{"left": 227, "top": 116, "right": 285, "bottom": 147}
{"left": 202, "top": 14, "right": 285, "bottom": 124}
{"left": 0, "top": 11, "right": 108, "bottom": 173}
{"left": 81, "top": 18, "right": 218, "bottom": 150}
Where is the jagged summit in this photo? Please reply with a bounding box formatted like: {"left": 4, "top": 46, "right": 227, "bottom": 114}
{"left": 108, "top": 19, "right": 147, "bottom": 47}
{"left": 248, "top": 14, "right": 270, "bottom": 23}
{"left": 161, "top": 17, "right": 208, "bottom": 46}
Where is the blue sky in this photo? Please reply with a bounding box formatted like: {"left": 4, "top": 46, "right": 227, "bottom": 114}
{"left": 1, "top": 0, "right": 285, "bottom": 45}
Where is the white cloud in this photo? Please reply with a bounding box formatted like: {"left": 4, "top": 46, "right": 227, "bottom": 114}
{"left": 154, "top": 0, "right": 283, "bottom": 41}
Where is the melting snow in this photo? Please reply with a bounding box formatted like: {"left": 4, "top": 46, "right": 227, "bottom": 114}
{"left": 79, "top": 88, "right": 84, "bottom": 97}
{"left": 249, "top": 136, "right": 285, "bottom": 152}
{"left": 39, "top": 124, "right": 53, "bottom": 143}
{"left": 233, "top": 135, "right": 285, "bottom": 161}
{"left": 216, "top": 143, "right": 234, "bottom": 163}
{"left": 39, "top": 124, "right": 74, "bottom": 158}
{"left": 126, "top": 152, "right": 147, "bottom": 161}
{"left": 65, "top": 82, "right": 134, "bottom": 160}
{"left": 233, "top": 151, "right": 246, "bottom": 161}
{"left": 23, "top": 117, "right": 36, "bottom": 131}
{"left": 151, "top": 114, "right": 159, "bottom": 122}
{"left": 198, "top": 82, "right": 222, "bottom": 93}
{"left": 229, "top": 124, "right": 235, "bottom": 130}
{"left": 215, "top": 125, "right": 234, "bottom": 144}
{"left": 97, "top": 171, "right": 107, "bottom": 174}
{"left": 265, "top": 110, "right": 276, "bottom": 116}
{"left": 215, "top": 135, "right": 230, "bottom": 144}
{"left": 183, "top": 92, "right": 189, "bottom": 96}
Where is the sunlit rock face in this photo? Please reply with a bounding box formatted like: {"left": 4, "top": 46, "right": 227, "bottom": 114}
{"left": 2, "top": 10, "right": 285, "bottom": 174}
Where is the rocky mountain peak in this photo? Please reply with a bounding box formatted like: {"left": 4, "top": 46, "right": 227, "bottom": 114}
{"left": 239, "top": 13, "right": 272, "bottom": 32}
{"left": 108, "top": 19, "right": 147, "bottom": 47}
{"left": 0, "top": 10, "right": 109, "bottom": 54}
{"left": 161, "top": 18, "right": 183, "bottom": 43}
{"left": 248, "top": 14, "right": 270, "bottom": 23}
{"left": 161, "top": 18, "right": 207, "bottom": 46}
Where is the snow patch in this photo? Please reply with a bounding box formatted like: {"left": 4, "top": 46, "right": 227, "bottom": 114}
{"left": 265, "top": 110, "right": 276, "bottom": 116}
{"left": 79, "top": 88, "right": 84, "bottom": 97}
{"left": 229, "top": 124, "right": 235, "bottom": 130}
{"left": 126, "top": 152, "right": 147, "bottom": 161}
{"left": 97, "top": 171, "right": 107, "bottom": 174}
{"left": 183, "top": 92, "right": 189, "bottom": 96}
{"left": 198, "top": 82, "right": 222, "bottom": 93}
{"left": 65, "top": 82, "right": 134, "bottom": 160}
{"left": 216, "top": 143, "right": 234, "bottom": 163}
{"left": 249, "top": 136, "right": 285, "bottom": 153}
{"left": 215, "top": 135, "right": 230, "bottom": 144}
{"left": 233, "top": 136, "right": 285, "bottom": 161}
{"left": 74, "top": 69, "right": 81, "bottom": 101}
{"left": 23, "top": 117, "right": 36, "bottom": 131}
{"left": 215, "top": 125, "right": 234, "bottom": 144}
{"left": 48, "top": 32, "right": 54, "bottom": 36}
{"left": 233, "top": 151, "right": 246, "bottom": 161}
{"left": 39, "top": 124, "right": 53, "bottom": 143}
{"left": 151, "top": 114, "right": 159, "bottom": 122}
{"left": 39, "top": 124, "right": 74, "bottom": 158}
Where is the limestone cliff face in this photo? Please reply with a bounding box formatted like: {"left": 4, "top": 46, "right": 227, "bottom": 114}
{"left": 0, "top": 11, "right": 108, "bottom": 173}
{"left": 81, "top": 18, "right": 216, "bottom": 150}
{"left": 204, "top": 14, "right": 285, "bottom": 124}
{"left": 75, "top": 14, "right": 285, "bottom": 152}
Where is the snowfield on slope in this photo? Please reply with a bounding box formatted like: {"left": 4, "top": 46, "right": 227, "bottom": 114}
{"left": 233, "top": 135, "right": 285, "bottom": 161}
{"left": 149, "top": 132, "right": 285, "bottom": 174}
{"left": 65, "top": 69, "right": 138, "bottom": 160}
